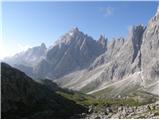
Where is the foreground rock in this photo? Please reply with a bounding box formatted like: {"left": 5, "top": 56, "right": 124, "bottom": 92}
{"left": 84, "top": 102, "right": 159, "bottom": 119}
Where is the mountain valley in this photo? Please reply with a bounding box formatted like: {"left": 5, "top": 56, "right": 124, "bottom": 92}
{"left": 1, "top": 5, "right": 159, "bottom": 119}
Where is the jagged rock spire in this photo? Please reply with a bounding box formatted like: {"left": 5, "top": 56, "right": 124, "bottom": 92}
{"left": 98, "top": 34, "right": 108, "bottom": 49}
{"left": 69, "top": 27, "right": 80, "bottom": 34}
{"left": 41, "top": 43, "right": 46, "bottom": 49}
{"left": 128, "top": 25, "right": 145, "bottom": 63}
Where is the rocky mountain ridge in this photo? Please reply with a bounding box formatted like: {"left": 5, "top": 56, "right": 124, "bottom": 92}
{"left": 35, "top": 27, "right": 107, "bottom": 79}
{"left": 3, "top": 8, "right": 159, "bottom": 99}
{"left": 55, "top": 8, "right": 159, "bottom": 97}
{"left": 4, "top": 43, "right": 47, "bottom": 67}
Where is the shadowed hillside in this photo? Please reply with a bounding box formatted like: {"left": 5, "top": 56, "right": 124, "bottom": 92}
{"left": 1, "top": 62, "right": 87, "bottom": 119}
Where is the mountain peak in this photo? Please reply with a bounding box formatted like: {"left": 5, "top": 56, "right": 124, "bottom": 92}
{"left": 147, "top": 6, "right": 159, "bottom": 31}
{"left": 68, "top": 27, "right": 82, "bottom": 36}
{"left": 99, "top": 34, "right": 106, "bottom": 40}
{"left": 98, "top": 34, "right": 108, "bottom": 49}
{"left": 70, "top": 27, "right": 79, "bottom": 32}
{"left": 128, "top": 25, "right": 146, "bottom": 40}
{"left": 55, "top": 27, "right": 85, "bottom": 46}
{"left": 41, "top": 43, "right": 46, "bottom": 49}
{"left": 152, "top": 6, "right": 159, "bottom": 22}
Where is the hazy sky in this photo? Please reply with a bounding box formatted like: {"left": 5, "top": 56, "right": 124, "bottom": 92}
{"left": 1, "top": 1, "right": 158, "bottom": 59}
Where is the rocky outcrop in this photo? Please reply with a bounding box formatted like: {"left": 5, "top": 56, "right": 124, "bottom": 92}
{"left": 84, "top": 102, "right": 159, "bottom": 119}
{"left": 97, "top": 34, "right": 108, "bottom": 49}
{"left": 129, "top": 25, "right": 145, "bottom": 63}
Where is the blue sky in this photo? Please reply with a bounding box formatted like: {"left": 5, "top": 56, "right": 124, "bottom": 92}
{"left": 1, "top": 1, "right": 158, "bottom": 58}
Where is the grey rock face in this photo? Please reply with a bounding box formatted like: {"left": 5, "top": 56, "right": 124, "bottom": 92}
{"left": 56, "top": 8, "right": 158, "bottom": 97}
{"left": 97, "top": 34, "right": 108, "bottom": 49}
{"left": 86, "top": 9, "right": 158, "bottom": 95}
{"left": 128, "top": 25, "right": 145, "bottom": 63}
{"left": 81, "top": 25, "right": 146, "bottom": 92}
{"left": 34, "top": 28, "right": 106, "bottom": 79}
{"left": 89, "top": 37, "right": 125, "bottom": 70}
{"left": 141, "top": 8, "right": 159, "bottom": 94}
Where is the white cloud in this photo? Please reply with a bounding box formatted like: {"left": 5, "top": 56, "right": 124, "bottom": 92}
{"left": 100, "top": 6, "right": 113, "bottom": 17}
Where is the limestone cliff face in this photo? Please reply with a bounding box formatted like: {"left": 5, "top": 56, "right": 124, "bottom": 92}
{"left": 141, "top": 8, "right": 159, "bottom": 94}
{"left": 97, "top": 34, "right": 108, "bottom": 49}
{"left": 55, "top": 8, "right": 158, "bottom": 97}
{"left": 88, "top": 25, "right": 145, "bottom": 83}
{"left": 84, "top": 9, "right": 159, "bottom": 95}
{"left": 33, "top": 28, "right": 106, "bottom": 79}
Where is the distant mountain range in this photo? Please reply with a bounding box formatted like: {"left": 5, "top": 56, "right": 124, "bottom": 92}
{"left": 3, "top": 7, "right": 159, "bottom": 99}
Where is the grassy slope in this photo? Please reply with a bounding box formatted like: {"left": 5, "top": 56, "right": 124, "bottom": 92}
{"left": 1, "top": 63, "right": 87, "bottom": 119}
{"left": 56, "top": 90, "right": 145, "bottom": 107}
